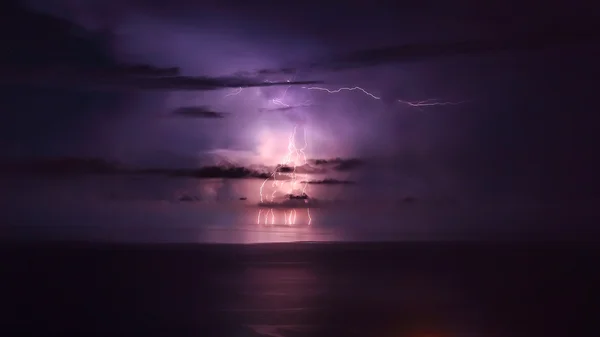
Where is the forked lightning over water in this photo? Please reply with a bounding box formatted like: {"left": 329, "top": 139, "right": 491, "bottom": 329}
{"left": 224, "top": 81, "right": 465, "bottom": 225}
{"left": 256, "top": 123, "right": 311, "bottom": 226}
{"left": 256, "top": 79, "right": 312, "bottom": 226}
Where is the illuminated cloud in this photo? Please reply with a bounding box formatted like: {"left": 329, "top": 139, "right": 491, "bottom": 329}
{"left": 258, "top": 104, "right": 314, "bottom": 113}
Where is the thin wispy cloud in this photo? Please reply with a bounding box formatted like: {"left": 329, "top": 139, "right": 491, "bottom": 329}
{"left": 0, "top": 66, "right": 323, "bottom": 91}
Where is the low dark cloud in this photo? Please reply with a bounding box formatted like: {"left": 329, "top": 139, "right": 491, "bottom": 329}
{"left": 1, "top": 156, "right": 366, "bottom": 179}
{"left": 311, "top": 158, "right": 365, "bottom": 171}
{"left": 273, "top": 160, "right": 365, "bottom": 175}
{"left": 303, "top": 178, "right": 356, "bottom": 185}
{"left": 0, "top": 66, "right": 323, "bottom": 92}
{"left": 145, "top": 166, "right": 268, "bottom": 179}
{"left": 171, "top": 106, "right": 228, "bottom": 119}
{"left": 325, "top": 29, "right": 600, "bottom": 69}
{"left": 0, "top": 157, "right": 269, "bottom": 179}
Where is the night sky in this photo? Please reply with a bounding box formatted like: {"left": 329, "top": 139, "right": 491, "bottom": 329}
{"left": 2, "top": 0, "right": 600, "bottom": 203}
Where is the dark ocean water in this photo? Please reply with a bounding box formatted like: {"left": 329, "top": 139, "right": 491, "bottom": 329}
{"left": 1, "top": 242, "right": 598, "bottom": 337}
{"left": 2, "top": 175, "right": 599, "bottom": 336}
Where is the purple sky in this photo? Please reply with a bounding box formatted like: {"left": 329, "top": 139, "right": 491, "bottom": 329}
{"left": 75, "top": 1, "right": 471, "bottom": 167}
{"left": 3, "top": 0, "right": 600, "bottom": 203}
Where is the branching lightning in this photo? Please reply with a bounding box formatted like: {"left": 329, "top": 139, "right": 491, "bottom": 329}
{"left": 303, "top": 86, "right": 381, "bottom": 99}
{"left": 224, "top": 87, "right": 243, "bottom": 97}
{"left": 225, "top": 80, "right": 465, "bottom": 227}
{"left": 302, "top": 86, "right": 466, "bottom": 108}
{"left": 258, "top": 92, "right": 312, "bottom": 226}
{"left": 397, "top": 98, "right": 466, "bottom": 107}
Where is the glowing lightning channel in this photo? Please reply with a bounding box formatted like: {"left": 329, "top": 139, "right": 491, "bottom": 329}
{"left": 271, "top": 98, "right": 290, "bottom": 107}
{"left": 224, "top": 87, "right": 243, "bottom": 97}
{"left": 302, "top": 86, "right": 466, "bottom": 108}
{"left": 257, "top": 78, "right": 311, "bottom": 226}
{"left": 303, "top": 86, "right": 381, "bottom": 99}
{"left": 226, "top": 81, "right": 462, "bottom": 226}
{"left": 270, "top": 79, "right": 293, "bottom": 107}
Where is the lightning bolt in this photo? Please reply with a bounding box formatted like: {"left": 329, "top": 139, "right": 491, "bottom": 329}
{"left": 226, "top": 81, "right": 464, "bottom": 227}
{"left": 257, "top": 78, "right": 312, "bottom": 226}
{"left": 303, "top": 86, "right": 381, "bottom": 99}
{"left": 224, "top": 87, "right": 243, "bottom": 97}
{"left": 258, "top": 124, "right": 311, "bottom": 226}
{"left": 397, "top": 98, "right": 468, "bottom": 107}
{"left": 302, "top": 86, "right": 466, "bottom": 108}
{"left": 271, "top": 98, "right": 290, "bottom": 107}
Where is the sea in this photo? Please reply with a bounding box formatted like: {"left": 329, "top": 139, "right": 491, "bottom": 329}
{"left": 1, "top": 175, "right": 598, "bottom": 336}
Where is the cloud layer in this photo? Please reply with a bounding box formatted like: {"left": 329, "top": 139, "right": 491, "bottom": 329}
{"left": 170, "top": 106, "right": 228, "bottom": 119}
{"left": 253, "top": 29, "right": 600, "bottom": 75}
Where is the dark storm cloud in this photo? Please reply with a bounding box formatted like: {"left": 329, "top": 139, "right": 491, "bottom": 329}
{"left": 310, "top": 158, "right": 365, "bottom": 172}
{"left": 1, "top": 156, "right": 365, "bottom": 181}
{"left": 258, "top": 104, "right": 313, "bottom": 113}
{"left": 0, "top": 1, "right": 125, "bottom": 156}
{"left": 110, "top": 64, "right": 181, "bottom": 77}
{"left": 11, "top": 0, "right": 600, "bottom": 206}
{"left": 0, "top": 1, "right": 320, "bottom": 92}
{"left": 171, "top": 106, "right": 228, "bottom": 119}
{"left": 302, "top": 179, "right": 356, "bottom": 185}
{"left": 253, "top": 29, "right": 600, "bottom": 75}
{"left": 0, "top": 66, "right": 323, "bottom": 91}
{"left": 327, "top": 29, "right": 600, "bottom": 68}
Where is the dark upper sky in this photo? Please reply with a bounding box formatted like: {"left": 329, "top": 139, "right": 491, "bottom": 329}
{"left": 2, "top": 0, "right": 600, "bottom": 201}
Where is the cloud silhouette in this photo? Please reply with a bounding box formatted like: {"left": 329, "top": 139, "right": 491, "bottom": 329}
{"left": 0, "top": 67, "right": 323, "bottom": 91}
{"left": 251, "top": 29, "right": 600, "bottom": 74}
{"left": 171, "top": 106, "right": 228, "bottom": 119}
{"left": 0, "top": 157, "right": 271, "bottom": 179}
{"left": 302, "top": 178, "right": 356, "bottom": 185}
{"left": 325, "top": 29, "right": 600, "bottom": 70}
{"left": 0, "top": 2, "right": 323, "bottom": 92}
{"left": 1, "top": 156, "right": 367, "bottom": 179}
{"left": 310, "top": 158, "right": 365, "bottom": 171}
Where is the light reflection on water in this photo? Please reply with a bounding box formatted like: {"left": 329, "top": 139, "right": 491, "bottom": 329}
{"left": 257, "top": 208, "right": 312, "bottom": 226}
{"left": 2, "top": 175, "right": 350, "bottom": 243}
{"left": 2, "top": 175, "right": 569, "bottom": 243}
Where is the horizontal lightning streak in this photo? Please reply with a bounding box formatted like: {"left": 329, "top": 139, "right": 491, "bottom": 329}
{"left": 302, "top": 86, "right": 381, "bottom": 99}
{"left": 224, "top": 81, "right": 464, "bottom": 226}
{"left": 398, "top": 98, "right": 468, "bottom": 107}
{"left": 302, "top": 86, "right": 465, "bottom": 107}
